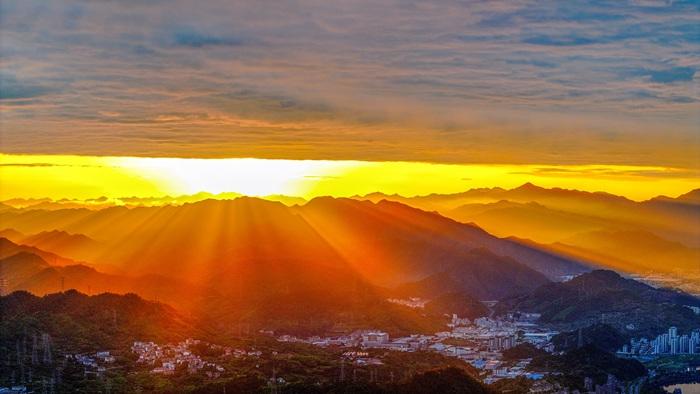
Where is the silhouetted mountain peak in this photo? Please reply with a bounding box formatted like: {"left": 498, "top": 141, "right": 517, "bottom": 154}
{"left": 2, "top": 251, "right": 49, "bottom": 265}
{"left": 562, "top": 270, "right": 651, "bottom": 294}
{"left": 675, "top": 188, "right": 700, "bottom": 203}
{"left": 513, "top": 182, "right": 543, "bottom": 192}
{"left": 575, "top": 269, "right": 622, "bottom": 282}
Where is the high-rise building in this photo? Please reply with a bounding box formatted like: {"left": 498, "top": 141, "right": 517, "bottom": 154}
{"left": 680, "top": 335, "right": 690, "bottom": 353}
{"left": 691, "top": 330, "right": 700, "bottom": 344}
{"left": 619, "top": 326, "right": 700, "bottom": 356}
{"left": 670, "top": 337, "right": 679, "bottom": 354}
{"left": 669, "top": 327, "right": 678, "bottom": 339}
{"left": 661, "top": 333, "right": 669, "bottom": 353}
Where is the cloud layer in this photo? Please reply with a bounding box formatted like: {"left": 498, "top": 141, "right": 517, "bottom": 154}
{"left": 1, "top": 0, "right": 698, "bottom": 167}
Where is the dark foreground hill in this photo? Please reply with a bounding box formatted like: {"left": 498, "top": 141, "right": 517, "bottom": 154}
{"left": 0, "top": 290, "right": 196, "bottom": 353}
{"left": 529, "top": 345, "right": 646, "bottom": 391}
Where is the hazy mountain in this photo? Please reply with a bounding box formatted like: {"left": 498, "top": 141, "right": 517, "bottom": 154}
{"left": 0, "top": 251, "right": 52, "bottom": 289}
{"left": 359, "top": 184, "right": 700, "bottom": 274}
{"left": 675, "top": 189, "right": 700, "bottom": 204}
{"left": 357, "top": 183, "right": 634, "bottom": 214}
{"left": 0, "top": 191, "right": 306, "bottom": 211}
{"left": 557, "top": 229, "right": 700, "bottom": 273}
{"left": 649, "top": 188, "right": 700, "bottom": 205}
{"left": 297, "top": 197, "right": 588, "bottom": 283}
{"left": 0, "top": 228, "right": 24, "bottom": 241}
{"left": 0, "top": 197, "right": 586, "bottom": 287}
{"left": 392, "top": 248, "right": 550, "bottom": 300}
{"left": 0, "top": 239, "right": 444, "bottom": 335}
{"left": 0, "top": 237, "right": 75, "bottom": 266}
{"left": 0, "top": 238, "right": 217, "bottom": 310}
{"left": 445, "top": 201, "right": 609, "bottom": 243}
{"left": 0, "top": 197, "right": 595, "bottom": 334}
{"left": 359, "top": 184, "right": 700, "bottom": 243}
{"left": 19, "top": 229, "right": 101, "bottom": 262}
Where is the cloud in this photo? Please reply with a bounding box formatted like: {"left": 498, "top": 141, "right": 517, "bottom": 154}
{"left": 522, "top": 35, "right": 599, "bottom": 47}
{"left": 0, "top": 162, "right": 103, "bottom": 168}
{"left": 0, "top": 0, "right": 698, "bottom": 169}
{"left": 170, "top": 29, "right": 247, "bottom": 48}
{"left": 648, "top": 67, "right": 696, "bottom": 83}
{"left": 0, "top": 162, "right": 58, "bottom": 167}
{"left": 0, "top": 74, "right": 55, "bottom": 100}
{"left": 512, "top": 166, "right": 700, "bottom": 179}
{"left": 98, "top": 111, "right": 121, "bottom": 117}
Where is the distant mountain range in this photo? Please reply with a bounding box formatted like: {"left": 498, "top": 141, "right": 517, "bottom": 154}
{"left": 0, "top": 196, "right": 595, "bottom": 334}
{"left": 0, "top": 238, "right": 217, "bottom": 310}
{"left": 0, "top": 196, "right": 589, "bottom": 291}
{"left": 0, "top": 192, "right": 307, "bottom": 211}
{"left": 4, "top": 183, "right": 698, "bottom": 278}
{"left": 356, "top": 184, "right": 700, "bottom": 281}
{"left": 2, "top": 185, "right": 698, "bottom": 335}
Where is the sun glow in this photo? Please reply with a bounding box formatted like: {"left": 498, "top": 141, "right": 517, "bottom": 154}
{"left": 110, "top": 157, "right": 357, "bottom": 197}
{"left": 0, "top": 154, "right": 698, "bottom": 201}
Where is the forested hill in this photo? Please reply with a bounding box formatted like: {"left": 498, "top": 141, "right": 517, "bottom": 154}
{"left": 0, "top": 290, "right": 196, "bottom": 353}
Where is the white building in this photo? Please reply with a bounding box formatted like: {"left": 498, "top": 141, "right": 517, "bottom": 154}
{"left": 361, "top": 331, "right": 389, "bottom": 347}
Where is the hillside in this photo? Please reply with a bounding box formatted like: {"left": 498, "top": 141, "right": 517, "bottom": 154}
{"left": 0, "top": 290, "right": 195, "bottom": 353}
{"left": 445, "top": 200, "right": 610, "bottom": 243}
{"left": 19, "top": 229, "right": 101, "bottom": 262}
{"left": 424, "top": 291, "right": 490, "bottom": 320}
{"left": 529, "top": 345, "right": 646, "bottom": 390}
{"left": 0, "top": 236, "right": 75, "bottom": 266}
{"left": 0, "top": 197, "right": 588, "bottom": 335}
{"left": 0, "top": 238, "right": 217, "bottom": 310}
{"left": 552, "top": 324, "right": 628, "bottom": 352}
{"left": 358, "top": 184, "right": 700, "bottom": 274}
{"left": 393, "top": 248, "right": 549, "bottom": 300}
{"left": 0, "top": 241, "right": 446, "bottom": 336}
{"left": 0, "top": 197, "right": 585, "bottom": 292}
{"left": 297, "top": 197, "right": 588, "bottom": 282}
{"left": 0, "top": 251, "right": 52, "bottom": 289}
{"left": 558, "top": 229, "right": 700, "bottom": 273}
{"left": 499, "top": 270, "right": 700, "bottom": 337}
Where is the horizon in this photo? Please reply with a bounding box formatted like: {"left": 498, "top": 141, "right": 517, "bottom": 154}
{"left": 2, "top": 153, "right": 699, "bottom": 202}
{"left": 1, "top": 180, "right": 698, "bottom": 205}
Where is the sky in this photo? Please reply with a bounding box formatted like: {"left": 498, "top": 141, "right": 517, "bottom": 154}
{"left": 0, "top": 0, "right": 698, "bottom": 171}
{"left": 1, "top": 154, "right": 698, "bottom": 201}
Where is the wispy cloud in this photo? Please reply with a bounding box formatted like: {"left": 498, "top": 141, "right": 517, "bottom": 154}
{"left": 0, "top": 0, "right": 698, "bottom": 168}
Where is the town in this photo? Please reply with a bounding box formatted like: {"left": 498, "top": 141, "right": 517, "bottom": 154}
{"left": 276, "top": 310, "right": 557, "bottom": 383}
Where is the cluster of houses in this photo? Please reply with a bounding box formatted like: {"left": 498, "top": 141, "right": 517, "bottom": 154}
{"left": 67, "top": 350, "right": 116, "bottom": 377}
{"left": 276, "top": 313, "right": 558, "bottom": 382}
{"left": 386, "top": 297, "right": 428, "bottom": 308}
{"left": 131, "top": 339, "right": 255, "bottom": 377}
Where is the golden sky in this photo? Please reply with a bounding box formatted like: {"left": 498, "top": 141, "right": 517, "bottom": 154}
{"left": 1, "top": 154, "right": 698, "bottom": 201}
